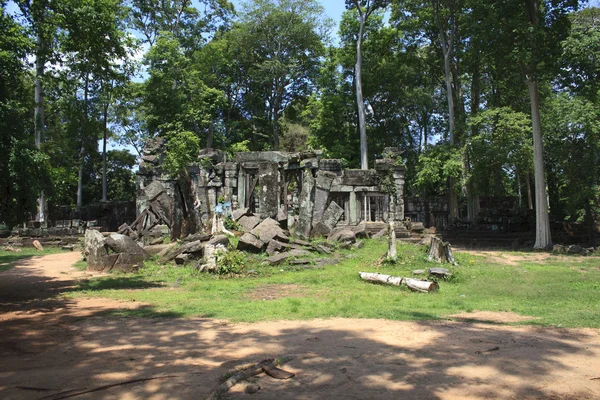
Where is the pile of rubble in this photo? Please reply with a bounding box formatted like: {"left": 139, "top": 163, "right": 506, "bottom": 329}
{"left": 83, "top": 205, "right": 372, "bottom": 273}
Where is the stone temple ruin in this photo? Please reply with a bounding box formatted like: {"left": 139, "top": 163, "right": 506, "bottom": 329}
{"left": 132, "top": 139, "right": 407, "bottom": 246}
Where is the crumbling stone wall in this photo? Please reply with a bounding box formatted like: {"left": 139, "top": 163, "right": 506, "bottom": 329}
{"left": 136, "top": 146, "right": 406, "bottom": 239}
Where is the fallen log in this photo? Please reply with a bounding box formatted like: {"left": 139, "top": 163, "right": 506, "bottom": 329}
{"left": 205, "top": 355, "right": 294, "bottom": 400}
{"left": 427, "top": 237, "right": 457, "bottom": 265}
{"left": 359, "top": 272, "right": 439, "bottom": 293}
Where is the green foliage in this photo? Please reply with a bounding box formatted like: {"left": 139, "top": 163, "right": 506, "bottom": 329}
{"left": 468, "top": 107, "right": 533, "bottom": 197}
{"left": 223, "top": 217, "right": 242, "bottom": 232}
{"left": 163, "top": 130, "right": 200, "bottom": 176}
{"left": 216, "top": 250, "right": 246, "bottom": 275}
{"left": 414, "top": 144, "right": 462, "bottom": 196}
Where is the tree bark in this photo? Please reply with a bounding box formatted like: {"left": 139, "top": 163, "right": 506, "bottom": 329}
{"left": 526, "top": 172, "right": 533, "bottom": 209}
{"left": 526, "top": 78, "right": 552, "bottom": 249}
{"left": 102, "top": 103, "right": 108, "bottom": 202}
{"left": 387, "top": 201, "right": 397, "bottom": 261}
{"left": 77, "top": 73, "right": 90, "bottom": 209}
{"left": 427, "top": 237, "right": 457, "bottom": 265}
{"left": 356, "top": 12, "right": 368, "bottom": 170}
{"left": 35, "top": 29, "right": 46, "bottom": 222}
{"left": 358, "top": 272, "right": 439, "bottom": 293}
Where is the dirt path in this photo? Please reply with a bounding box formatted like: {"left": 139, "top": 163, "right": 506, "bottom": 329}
{"left": 1, "top": 253, "right": 600, "bottom": 400}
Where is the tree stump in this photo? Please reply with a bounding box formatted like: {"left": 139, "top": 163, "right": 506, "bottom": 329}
{"left": 427, "top": 237, "right": 457, "bottom": 265}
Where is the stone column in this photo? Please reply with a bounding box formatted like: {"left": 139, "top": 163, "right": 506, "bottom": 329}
{"left": 295, "top": 169, "right": 316, "bottom": 240}
{"left": 312, "top": 171, "right": 336, "bottom": 223}
{"left": 258, "top": 162, "right": 279, "bottom": 219}
{"left": 349, "top": 191, "right": 357, "bottom": 225}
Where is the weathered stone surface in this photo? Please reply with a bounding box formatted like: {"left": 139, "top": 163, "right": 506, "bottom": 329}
{"left": 341, "top": 169, "right": 380, "bottom": 186}
{"left": 311, "top": 222, "right": 331, "bottom": 237}
{"left": 250, "top": 218, "right": 286, "bottom": 243}
{"left": 266, "top": 239, "right": 286, "bottom": 256}
{"left": 350, "top": 223, "right": 370, "bottom": 239}
{"left": 104, "top": 233, "right": 148, "bottom": 257}
{"left": 144, "top": 244, "right": 172, "bottom": 256}
{"left": 143, "top": 181, "right": 172, "bottom": 227}
{"left": 158, "top": 240, "right": 204, "bottom": 263}
{"left": 372, "top": 228, "right": 387, "bottom": 239}
{"left": 238, "top": 215, "right": 261, "bottom": 232}
{"left": 156, "top": 243, "right": 177, "bottom": 258}
{"left": 258, "top": 162, "right": 279, "bottom": 219}
{"left": 295, "top": 169, "right": 316, "bottom": 240}
{"left": 568, "top": 244, "right": 583, "bottom": 254}
{"left": 175, "top": 253, "right": 193, "bottom": 265}
{"left": 84, "top": 230, "right": 148, "bottom": 272}
{"left": 237, "top": 233, "right": 265, "bottom": 252}
{"left": 321, "top": 201, "right": 344, "bottom": 230}
{"left": 312, "top": 171, "right": 336, "bottom": 223}
{"left": 32, "top": 240, "right": 44, "bottom": 252}
{"left": 207, "top": 234, "right": 230, "bottom": 247}
{"left": 84, "top": 229, "right": 106, "bottom": 267}
{"left": 232, "top": 207, "right": 250, "bottom": 221}
{"left": 182, "top": 233, "right": 211, "bottom": 242}
{"left": 328, "top": 229, "right": 356, "bottom": 244}
{"left": 266, "top": 249, "right": 311, "bottom": 265}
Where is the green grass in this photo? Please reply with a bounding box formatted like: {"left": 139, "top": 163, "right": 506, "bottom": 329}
{"left": 0, "top": 247, "right": 68, "bottom": 272}
{"left": 67, "top": 240, "right": 600, "bottom": 328}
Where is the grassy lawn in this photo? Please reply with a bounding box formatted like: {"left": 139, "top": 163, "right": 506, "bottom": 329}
{"left": 67, "top": 240, "right": 600, "bottom": 328}
{"left": 0, "top": 247, "right": 68, "bottom": 272}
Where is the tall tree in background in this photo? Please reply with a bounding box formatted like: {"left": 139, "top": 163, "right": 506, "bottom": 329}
{"left": 345, "top": 0, "right": 389, "bottom": 170}
{"left": 59, "top": 0, "right": 132, "bottom": 207}
{"left": 17, "top": 0, "right": 56, "bottom": 221}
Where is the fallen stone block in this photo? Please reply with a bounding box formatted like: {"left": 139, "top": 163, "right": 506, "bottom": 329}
{"left": 251, "top": 218, "right": 287, "bottom": 243}
{"left": 237, "top": 233, "right": 265, "bottom": 253}
{"left": 328, "top": 229, "right": 356, "bottom": 244}
{"left": 238, "top": 215, "right": 261, "bottom": 232}
{"left": 266, "top": 249, "right": 311, "bottom": 265}
{"left": 232, "top": 207, "right": 250, "bottom": 222}
{"left": 175, "top": 253, "right": 194, "bottom": 265}
{"left": 311, "top": 221, "right": 331, "bottom": 237}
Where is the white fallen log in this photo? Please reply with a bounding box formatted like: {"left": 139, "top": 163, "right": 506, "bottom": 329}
{"left": 358, "top": 272, "right": 439, "bottom": 293}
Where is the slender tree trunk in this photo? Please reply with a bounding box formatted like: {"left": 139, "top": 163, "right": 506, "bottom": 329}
{"left": 443, "top": 54, "right": 455, "bottom": 144}
{"left": 526, "top": 78, "right": 552, "bottom": 249}
{"left": 273, "top": 112, "right": 280, "bottom": 150}
{"left": 207, "top": 121, "right": 214, "bottom": 149}
{"left": 102, "top": 103, "right": 108, "bottom": 202}
{"left": 526, "top": 172, "right": 533, "bottom": 209}
{"left": 356, "top": 15, "right": 368, "bottom": 170}
{"left": 77, "top": 73, "right": 90, "bottom": 209}
{"left": 387, "top": 196, "right": 397, "bottom": 261}
{"left": 35, "top": 30, "right": 46, "bottom": 222}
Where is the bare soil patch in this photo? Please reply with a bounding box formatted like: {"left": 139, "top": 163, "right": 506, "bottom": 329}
{"left": 1, "top": 253, "right": 599, "bottom": 400}
{"left": 246, "top": 284, "right": 309, "bottom": 301}
{"left": 447, "top": 311, "right": 536, "bottom": 324}
{"left": 461, "top": 249, "right": 600, "bottom": 266}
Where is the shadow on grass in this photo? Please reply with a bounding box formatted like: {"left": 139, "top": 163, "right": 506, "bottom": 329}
{"left": 99, "top": 305, "right": 186, "bottom": 318}
{"left": 0, "top": 254, "right": 35, "bottom": 272}
{"left": 75, "top": 276, "right": 165, "bottom": 292}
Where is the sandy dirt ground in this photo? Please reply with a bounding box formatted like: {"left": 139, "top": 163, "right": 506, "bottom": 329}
{"left": 1, "top": 252, "right": 600, "bottom": 400}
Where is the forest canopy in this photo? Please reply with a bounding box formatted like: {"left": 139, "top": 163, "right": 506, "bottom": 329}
{"left": 1, "top": 0, "right": 599, "bottom": 238}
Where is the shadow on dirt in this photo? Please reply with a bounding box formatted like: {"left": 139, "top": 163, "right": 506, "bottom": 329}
{"left": 0, "top": 256, "right": 598, "bottom": 399}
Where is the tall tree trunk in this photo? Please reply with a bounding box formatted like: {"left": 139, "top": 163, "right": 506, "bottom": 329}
{"left": 207, "top": 121, "right": 214, "bottom": 149}
{"left": 35, "top": 30, "right": 46, "bottom": 222}
{"left": 102, "top": 103, "right": 108, "bottom": 202}
{"left": 526, "top": 172, "right": 533, "bottom": 209}
{"left": 356, "top": 15, "right": 368, "bottom": 170}
{"left": 526, "top": 78, "right": 552, "bottom": 249}
{"left": 77, "top": 73, "right": 90, "bottom": 209}
{"left": 273, "top": 113, "right": 280, "bottom": 150}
